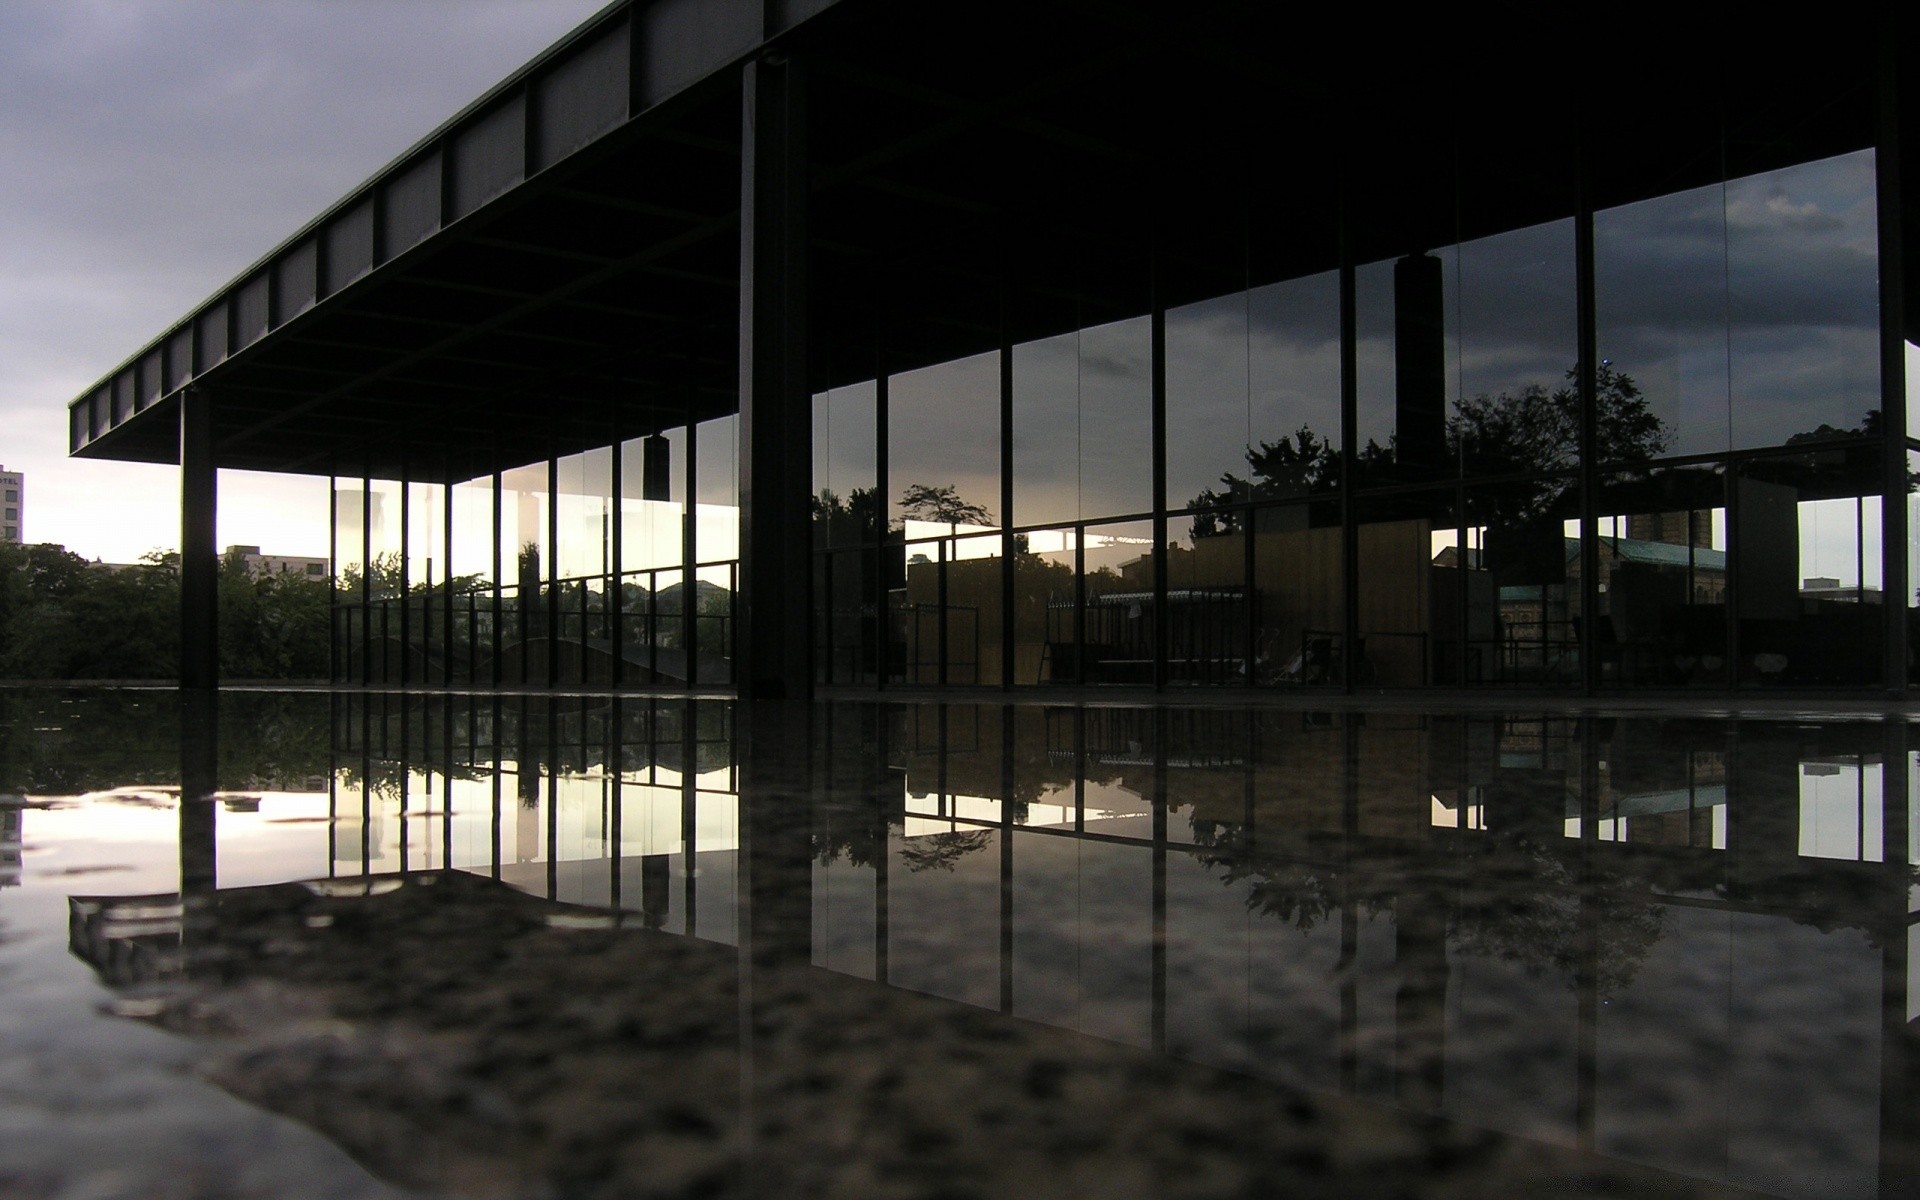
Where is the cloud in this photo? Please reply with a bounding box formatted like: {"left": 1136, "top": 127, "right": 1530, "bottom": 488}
{"left": 0, "top": 0, "right": 607, "bottom": 560}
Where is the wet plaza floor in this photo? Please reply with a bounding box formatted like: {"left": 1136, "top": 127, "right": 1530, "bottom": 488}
{"left": 0, "top": 688, "right": 1915, "bottom": 1198}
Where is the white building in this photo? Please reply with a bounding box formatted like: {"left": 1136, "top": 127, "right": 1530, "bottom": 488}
{"left": 0, "top": 466, "right": 24, "bottom": 544}
{"left": 225, "top": 545, "right": 328, "bottom": 582}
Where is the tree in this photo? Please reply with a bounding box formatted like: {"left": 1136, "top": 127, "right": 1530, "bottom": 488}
{"left": 811, "top": 487, "right": 881, "bottom": 544}
{"left": 1448, "top": 363, "right": 1666, "bottom": 477}
{"left": 897, "top": 483, "right": 992, "bottom": 527}
{"left": 1184, "top": 363, "right": 1668, "bottom": 539}
{"left": 1188, "top": 427, "right": 1340, "bottom": 538}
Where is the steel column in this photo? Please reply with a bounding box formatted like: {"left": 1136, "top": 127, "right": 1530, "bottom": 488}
{"left": 180, "top": 386, "right": 218, "bottom": 691}
{"left": 738, "top": 55, "right": 812, "bottom": 699}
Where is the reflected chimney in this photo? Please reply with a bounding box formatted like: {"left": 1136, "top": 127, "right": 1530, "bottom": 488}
{"left": 642, "top": 435, "right": 671, "bottom": 502}
{"left": 1394, "top": 253, "right": 1447, "bottom": 469}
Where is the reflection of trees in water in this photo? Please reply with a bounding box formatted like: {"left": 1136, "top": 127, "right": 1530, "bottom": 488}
{"left": 0, "top": 690, "right": 334, "bottom": 795}
{"left": 1186, "top": 818, "right": 1664, "bottom": 998}
{"left": 1445, "top": 849, "right": 1665, "bottom": 999}
{"left": 898, "top": 829, "right": 996, "bottom": 873}
{"left": 1187, "top": 819, "right": 1373, "bottom": 933}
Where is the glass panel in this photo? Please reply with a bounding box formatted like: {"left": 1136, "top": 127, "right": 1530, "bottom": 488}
{"left": 556, "top": 447, "right": 613, "bottom": 685}
{"left": 556, "top": 448, "right": 612, "bottom": 581}
{"left": 1248, "top": 272, "right": 1342, "bottom": 498}
{"left": 619, "top": 425, "right": 686, "bottom": 685}
{"left": 364, "top": 477, "right": 404, "bottom": 684}
{"left": 1167, "top": 272, "right": 1342, "bottom": 515}
{"left": 1082, "top": 519, "right": 1155, "bottom": 685}
{"left": 1462, "top": 476, "right": 1580, "bottom": 686}
{"left": 813, "top": 381, "right": 877, "bottom": 548}
{"left": 1734, "top": 449, "right": 1881, "bottom": 686}
{"left": 1011, "top": 333, "right": 1079, "bottom": 528}
{"left": 1166, "top": 513, "right": 1245, "bottom": 686}
{"left": 820, "top": 548, "right": 881, "bottom": 685}
{"left": 1249, "top": 501, "right": 1344, "bottom": 687}
{"left": 501, "top": 460, "right": 549, "bottom": 686}
{"left": 1079, "top": 316, "right": 1151, "bottom": 521}
{"left": 1165, "top": 291, "right": 1248, "bottom": 511}
{"left": 621, "top": 425, "right": 685, "bottom": 571}
{"left": 1454, "top": 220, "right": 1580, "bottom": 480}
{"left": 333, "top": 475, "right": 366, "bottom": 594}
{"left": 407, "top": 480, "right": 446, "bottom": 681}
{"left": 884, "top": 531, "right": 1003, "bottom": 687}
{"left": 449, "top": 474, "right": 495, "bottom": 687}
{"left": 1595, "top": 465, "right": 1728, "bottom": 686}
{"left": 1909, "top": 449, "right": 1920, "bottom": 687}
{"left": 694, "top": 414, "right": 738, "bottom": 565}
{"left": 691, "top": 562, "right": 735, "bottom": 687}
{"left": 1727, "top": 150, "right": 1879, "bottom": 451}
{"left": 333, "top": 473, "right": 366, "bottom": 683}
{"left": 894, "top": 539, "right": 944, "bottom": 686}
{"left": 1355, "top": 251, "right": 1458, "bottom": 487}
{"left": 1595, "top": 183, "right": 1730, "bottom": 461}
{"left": 1011, "top": 527, "right": 1077, "bottom": 686}
{"left": 1907, "top": 338, "right": 1920, "bottom": 435}
{"left": 1355, "top": 490, "right": 1454, "bottom": 686}
{"left": 890, "top": 355, "right": 998, "bottom": 538}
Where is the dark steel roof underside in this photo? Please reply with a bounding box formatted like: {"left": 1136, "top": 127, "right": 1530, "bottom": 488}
{"left": 70, "top": 0, "right": 1917, "bottom": 484}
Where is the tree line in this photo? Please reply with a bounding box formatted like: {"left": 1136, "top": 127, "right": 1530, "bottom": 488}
{"left": 0, "top": 542, "right": 329, "bottom": 680}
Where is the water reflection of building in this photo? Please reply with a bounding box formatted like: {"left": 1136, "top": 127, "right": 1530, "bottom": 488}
{"left": 0, "top": 805, "right": 21, "bottom": 888}
{"left": 79, "top": 694, "right": 1913, "bottom": 1198}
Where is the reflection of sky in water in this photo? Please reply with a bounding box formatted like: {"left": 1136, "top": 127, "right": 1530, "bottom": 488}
{"left": 4, "top": 698, "right": 1914, "bottom": 1200}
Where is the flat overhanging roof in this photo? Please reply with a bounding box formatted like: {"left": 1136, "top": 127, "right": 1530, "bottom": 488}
{"left": 68, "top": 0, "right": 1916, "bottom": 484}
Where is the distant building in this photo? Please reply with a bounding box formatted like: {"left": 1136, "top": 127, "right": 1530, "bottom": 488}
{"left": 0, "top": 466, "right": 24, "bottom": 544}
{"left": 94, "top": 545, "right": 329, "bottom": 580}
{"left": 224, "top": 545, "right": 328, "bottom": 582}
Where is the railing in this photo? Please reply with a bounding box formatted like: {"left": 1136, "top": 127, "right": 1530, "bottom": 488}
{"left": 331, "top": 559, "right": 737, "bottom": 687}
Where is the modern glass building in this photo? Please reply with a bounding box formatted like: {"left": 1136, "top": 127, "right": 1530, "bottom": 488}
{"left": 66, "top": 0, "right": 1919, "bottom": 697}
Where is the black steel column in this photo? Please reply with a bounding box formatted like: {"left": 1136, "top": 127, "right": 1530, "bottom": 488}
{"left": 180, "top": 386, "right": 218, "bottom": 692}
{"left": 1876, "top": 3, "right": 1909, "bottom": 695}
{"left": 1576, "top": 136, "right": 1601, "bottom": 696}
{"left": 738, "top": 55, "right": 812, "bottom": 700}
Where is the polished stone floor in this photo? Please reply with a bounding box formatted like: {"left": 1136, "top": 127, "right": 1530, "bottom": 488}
{"left": 0, "top": 688, "right": 1914, "bottom": 1198}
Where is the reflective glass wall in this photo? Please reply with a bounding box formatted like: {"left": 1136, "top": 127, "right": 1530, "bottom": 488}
{"left": 331, "top": 395, "right": 738, "bottom": 689}
{"left": 331, "top": 86, "right": 1902, "bottom": 695}
{"left": 807, "top": 127, "right": 1899, "bottom": 693}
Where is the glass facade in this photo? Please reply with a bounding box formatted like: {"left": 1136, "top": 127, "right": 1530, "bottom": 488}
{"left": 333, "top": 395, "right": 736, "bottom": 689}
{"left": 328, "top": 134, "right": 1905, "bottom": 695}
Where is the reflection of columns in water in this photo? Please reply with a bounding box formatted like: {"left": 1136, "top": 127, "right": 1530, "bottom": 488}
{"left": 1877, "top": 722, "right": 1916, "bottom": 1195}
{"left": 545, "top": 702, "right": 560, "bottom": 900}
{"left": 735, "top": 697, "right": 816, "bottom": 1191}
{"left": 1392, "top": 883, "right": 1450, "bottom": 1110}
{"left": 178, "top": 690, "right": 219, "bottom": 978}
{"left": 489, "top": 695, "right": 504, "bottom": 881}
{"left": 737, "top": 701, "right": 816, "bottom": 973}
{"left": 1575, "top": 718, "right": 1601, "bottom": 1153}
{"left": 1151, "top": 708, "right": 1168, "bottom": 1054}
{"left": 1725, "top": 725, "right": 1803, "bottom": 895}
{"left": 179, "top": 690, "right": 218, "bottom": 896}
{"left": 515, "top": 698, "right": 543, "bottom": 866}
{"left": 1339, "top": 714, "right": 1360, "bottom": 1094}
{"left": 398, "top": 698, "right": 411, "bottom": 871}
{"left": 999, "top": 706, "right": 1014, "bottom": 1015}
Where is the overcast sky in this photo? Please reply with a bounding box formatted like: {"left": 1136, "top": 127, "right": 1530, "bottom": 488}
{"left": 0, "top": 0, "right": 607, "bottom": 562}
